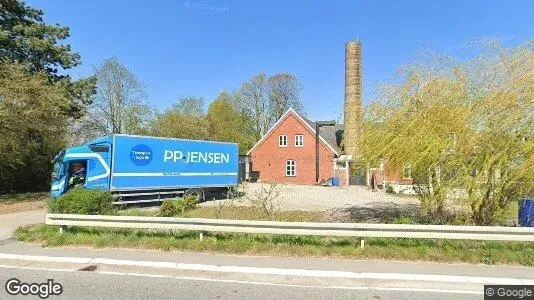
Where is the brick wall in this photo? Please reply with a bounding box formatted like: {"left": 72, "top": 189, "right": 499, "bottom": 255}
{"left": 249, "top": 113, "right": 336, "bottom": 185}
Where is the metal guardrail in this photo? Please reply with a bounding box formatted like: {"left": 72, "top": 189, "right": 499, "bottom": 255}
{"left": 45, "top": 213, "right": 534, "bottom": 247}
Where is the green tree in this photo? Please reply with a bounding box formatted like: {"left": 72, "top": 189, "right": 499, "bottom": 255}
{"left": 0, "top": 0, "right": 96, "bottom": 118}
{"left": 360, "top": 40, "right": 534, "bottom": 225}
{"left": 150, "top": 97, "right": 209, "bottom": 140}
{"left": 0, "top": 61, "right": 70, "bottom": 192}
{"left": 207, "top": 92, "right": 258, "bottom": 154}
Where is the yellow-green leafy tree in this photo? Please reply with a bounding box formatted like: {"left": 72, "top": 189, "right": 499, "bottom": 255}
{"left": 359, "top": 40, "right": 533, "bottom": 225}
{"left": 207, "top": 92, "right": 258, "bottom": 154}
{"left": 0, "top": 61, "right": 71, "bottom": 192}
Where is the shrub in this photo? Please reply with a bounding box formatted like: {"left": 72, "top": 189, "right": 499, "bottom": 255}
{"left": 48, "top": 188, "right": 115, "bottom": 215}
{"left": 159, "top": 196, "right": 199, "bottom": 217}
{"left": 182, "top": 196, "right": 199, "bottom": 211}
{"left": 160, "top": 199, "right": 177, "bottom": 217}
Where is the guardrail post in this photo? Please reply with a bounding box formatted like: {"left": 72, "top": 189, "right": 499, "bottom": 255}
{"left": 59, "top": 225, "right": 67, "bottom": 234}
{"left": 360, "top": 237, "right": 365, "bottom": 249}
{"left": 199, "top": 231, "right": 204, "bottom": 240}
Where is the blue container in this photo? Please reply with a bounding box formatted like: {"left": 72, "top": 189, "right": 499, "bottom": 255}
{"left": 332, "top": 176, "right": 340, "bottom": 186}
{"left": 518, "top": 198, "right": 534, "bottom": 227}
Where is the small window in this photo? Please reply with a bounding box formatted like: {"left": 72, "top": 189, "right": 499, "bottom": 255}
{"left": 279, "top": 135, "right": 287, "bottom": 147}
{"left": 286, "top": 160, "right": 296, "bottom": 176}
{"left": 89, "top": 145, "right": 110, "bottom": 152}
{"left": 335, "top": 160, "right": 347, "bottom": 170}
{"left": 295, "top": 135, "right": 303, "bottom": 147}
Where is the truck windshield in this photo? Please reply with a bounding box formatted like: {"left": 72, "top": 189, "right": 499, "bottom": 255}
{"left": 51, "top": 150, "right": 65, "bottom": 180}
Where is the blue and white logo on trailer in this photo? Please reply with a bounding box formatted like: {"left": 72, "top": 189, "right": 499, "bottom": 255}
{"left": 111, "top": 135, "right": 239, "bottom": 191}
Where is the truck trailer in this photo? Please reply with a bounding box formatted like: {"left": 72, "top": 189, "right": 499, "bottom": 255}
{"left": 50, "top": 134, "right": 239, "bottom": 203}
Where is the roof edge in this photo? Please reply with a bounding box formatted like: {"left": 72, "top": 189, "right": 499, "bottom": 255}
{"left": 246, "top": 108, "right": 339, "bottom": 156}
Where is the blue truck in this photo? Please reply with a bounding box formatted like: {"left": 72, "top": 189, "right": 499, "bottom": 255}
{"left": 50, "top": 134, "right": 239, "bottom": 203}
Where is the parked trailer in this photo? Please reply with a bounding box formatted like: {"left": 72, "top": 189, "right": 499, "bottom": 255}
{"left": 50, "top": 134, "right": 239, "bottom": 203}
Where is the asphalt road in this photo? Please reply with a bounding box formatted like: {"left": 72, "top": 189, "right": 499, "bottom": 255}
{"left": 0, "top": 267, "right": 480, "bottom": 300}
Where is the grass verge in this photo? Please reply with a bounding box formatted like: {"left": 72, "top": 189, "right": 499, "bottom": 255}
{"left": 116, "top": 206, "right": 326, "bottom": 222}
{"left": 15, "top": 224, "right": 534, "bottom": 266}
{"left": 180, "top": 206, "right": 325, "bottom": 222}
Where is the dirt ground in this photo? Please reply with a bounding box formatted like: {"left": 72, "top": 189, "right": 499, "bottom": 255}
{"left": 200, "top": 183, "right": 421, "bottom": 223}
{"left": 0, "top": 193, "right": 48, "bottom": 214}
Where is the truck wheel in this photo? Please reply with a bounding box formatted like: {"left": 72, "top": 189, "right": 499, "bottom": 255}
{"left": 184, "top": 188, "right": 204, "bottom": 202}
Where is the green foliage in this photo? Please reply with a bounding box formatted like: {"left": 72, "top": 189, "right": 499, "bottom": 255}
{"left": 151, "top": 97, "right": 209, "bottom": 140}
{"left": 0, "top": 0, "right": 95, "bottom": 118}
{"left": 0, "top": 61, "right": 70, "bottom": 192}
{"left": 48, "top": 188, "right": 115, "bottom": 215}
{"left": 180, "top": 196, "right": 199, "bottom": 212}
{"left": 0, "top": 0, "right": 79, "bottom": 71}
{"left": 159, "top": 196, "right": 199, "bottom": 217}
{"left": 0, "top": 1, "right": 95, "bottom": 192}
{"left": 207, "top": 92, "right": 258, "bottom": 154}
{"left": 360, "top": 40, "right": 534, "bottom": 225}
{"left": 159, "top": 199, "right": 177, "bottom": 217}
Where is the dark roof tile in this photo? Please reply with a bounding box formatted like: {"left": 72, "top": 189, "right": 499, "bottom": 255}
{"left": 303, "top": 117, "right": 344, "bottom": 153}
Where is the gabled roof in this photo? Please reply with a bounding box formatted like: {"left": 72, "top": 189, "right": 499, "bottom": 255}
{"left": 246, "top": 108, "right": 341, "bottom": 156}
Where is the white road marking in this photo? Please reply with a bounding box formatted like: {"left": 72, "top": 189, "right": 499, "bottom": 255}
{"left": 91, "top": 258, "right": 177, "bottom": 269}
{"left": 1, "top": 252, "right": 532, "bottom": 287}
{"left": 101, "top": 271, "right": 485, "bottom": 295}
{"left": 0, "top": 264, "right": 487, "bottom": 295}
{"left": 0, "top": 264, "right": 74, "bottom": 273}
{"left": 0, "top": 253, "right": 91, "bottom": 264}
{"left": 181, "top": 276, "right": 484, "bottom": 295}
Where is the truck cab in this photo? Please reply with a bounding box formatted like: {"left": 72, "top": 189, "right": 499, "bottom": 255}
{"left": 50, "top": 136, "right": 112, "bottom": 198}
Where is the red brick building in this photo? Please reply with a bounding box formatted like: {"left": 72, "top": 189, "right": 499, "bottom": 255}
{"left": 247, "top": 108, "right": 349, "bottom": 185}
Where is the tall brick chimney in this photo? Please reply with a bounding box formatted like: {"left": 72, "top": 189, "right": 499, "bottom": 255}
{"left": 343, "top": 40, "right": 362, "bottom": 158}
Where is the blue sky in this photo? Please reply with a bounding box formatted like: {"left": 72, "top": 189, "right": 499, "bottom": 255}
{"left": 30, "top": 0, "right": 533, "bottom": 121}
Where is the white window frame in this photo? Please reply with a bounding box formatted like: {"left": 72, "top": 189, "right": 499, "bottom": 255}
{"left": 286, "top": 160, "right": 296, "bottom": 177}
{"left": 279, "top": 135, "right": 287, "bottom": 147}
{"left": 294, "top": 134, "right": 304, "bottom": 147}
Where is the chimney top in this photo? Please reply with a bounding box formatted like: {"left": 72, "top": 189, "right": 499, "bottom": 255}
{"left": 345, "top": 40, "right": 361, "bottom": 48}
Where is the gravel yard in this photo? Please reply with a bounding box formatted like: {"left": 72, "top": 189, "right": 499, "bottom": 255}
{"left": 201, "top": 183, "right": 421, "bottom": 222}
